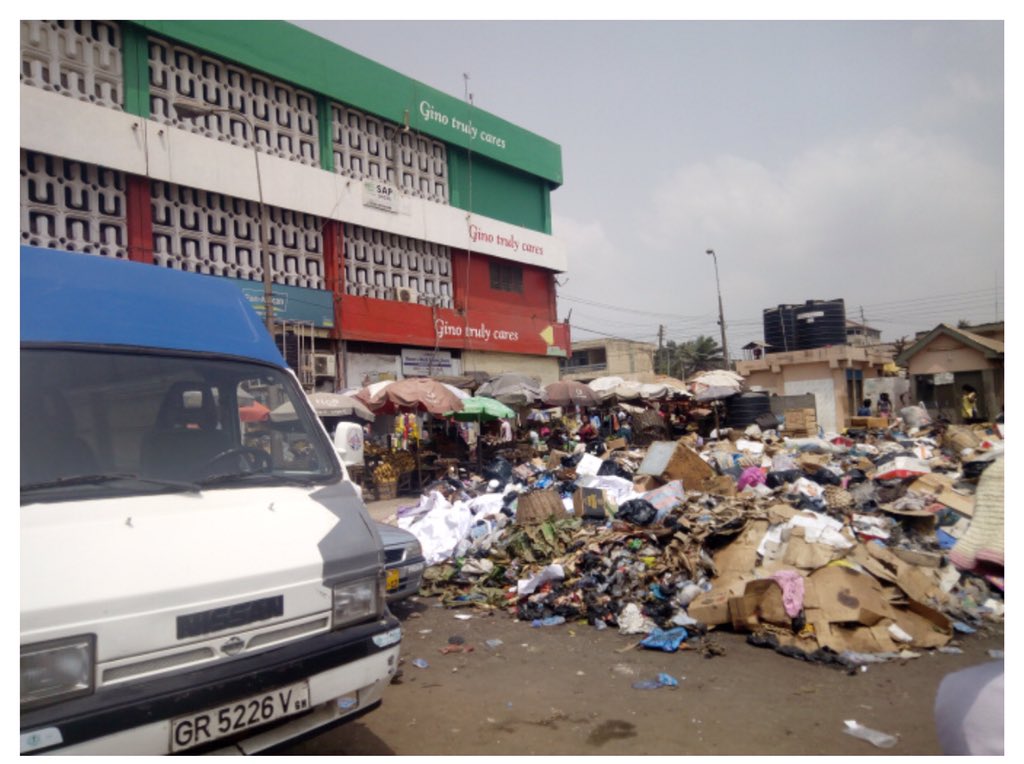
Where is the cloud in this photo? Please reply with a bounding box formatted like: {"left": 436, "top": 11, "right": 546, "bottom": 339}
{"left": 626, "top": 127, "right": 1002, "bottom": 341}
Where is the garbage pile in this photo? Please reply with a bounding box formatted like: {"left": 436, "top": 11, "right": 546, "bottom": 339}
{"left": 394, "top": 407, "right": 1004, "bottom": 666}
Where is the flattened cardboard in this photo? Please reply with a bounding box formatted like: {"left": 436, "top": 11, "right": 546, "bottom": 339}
{"left": 633, "top": 474, "right": 663, "bottom": 493}
{"left": 782, "top": 529, "right": 843, "bottom": 570}
{"left": 702, "top": 475, "right": 737, "bottom": 497}
{"left": 714, "top": 520, "right": 770, "bottom": 577}
{"left": 808, "top": 565, "right": 889, "bottom": 625}
{"left": 910, "top": 473, "right": 975, "bottom": 517}
{"left": 890, "top": 600, "right": 951, "bottom": 649}
{"left": 515, "top": 489, "right": 568, "bottom": 525}
{"left": 892, "top": 548, "right": 942, "bottom": 568}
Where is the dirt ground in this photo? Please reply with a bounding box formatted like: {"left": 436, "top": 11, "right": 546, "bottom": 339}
{"left": 284, "top": 497, "right": 1005, "bottom": 756}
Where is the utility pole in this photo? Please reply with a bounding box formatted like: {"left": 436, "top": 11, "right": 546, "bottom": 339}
{"left": 658, "top": 324, "right": 665, "bottom": 374}
{"left": 706, "top": 249, "right": 729, "bottom": 368}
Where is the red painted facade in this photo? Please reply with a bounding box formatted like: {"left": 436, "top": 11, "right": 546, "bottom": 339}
{"left": 120, "top": 195, "right": 568, "bottom": 356}
{"left": 338, "top": 248, "right": 570, "bottom": 356}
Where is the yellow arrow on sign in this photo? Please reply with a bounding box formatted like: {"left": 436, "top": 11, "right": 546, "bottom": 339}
{"left": 539, "top": 325, "right": 554, "bottom": 345}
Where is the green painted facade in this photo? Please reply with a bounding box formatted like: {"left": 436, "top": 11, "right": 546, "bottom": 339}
{"left": 124, "top": 20, "right": 561, "bottom": 234}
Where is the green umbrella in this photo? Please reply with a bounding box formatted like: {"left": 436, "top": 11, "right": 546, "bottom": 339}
{"left": 444, "top": 396, "right": 515, "bottom": 421}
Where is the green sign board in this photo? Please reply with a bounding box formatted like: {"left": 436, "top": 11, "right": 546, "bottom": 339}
{"left": 225, "top": 278, "right": 334, "bottom": 328}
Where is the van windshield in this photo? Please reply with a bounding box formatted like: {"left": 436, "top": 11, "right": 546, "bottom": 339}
{"left": 21, "top": 348, "right": 338, "bottom": 502}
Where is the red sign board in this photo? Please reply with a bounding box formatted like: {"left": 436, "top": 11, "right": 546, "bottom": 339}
{"left": 340, "top": 296, "right": 569, "bottom": 357}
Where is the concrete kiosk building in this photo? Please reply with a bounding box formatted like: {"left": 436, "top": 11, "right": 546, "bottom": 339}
{"left": 20, "top": 20, "right": 571, "bottom": 391}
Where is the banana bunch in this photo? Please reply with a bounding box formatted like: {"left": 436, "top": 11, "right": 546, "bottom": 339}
{"left": 387, "top": 451, "right": 416, "bottom": 474}
{"left": 373, "top": 463, "right": 397, "bottom": 483}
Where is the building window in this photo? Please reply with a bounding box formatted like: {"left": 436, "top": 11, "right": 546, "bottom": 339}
{"left": 489, "top": 262, "right": 523, "bottom": 293}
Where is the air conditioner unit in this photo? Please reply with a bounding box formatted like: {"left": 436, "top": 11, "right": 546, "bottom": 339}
{"left": 313, "top": 353, "right": 336, "bottom": 377}
{"left": 396, "top": 287, "right": 419, "bottom": 304}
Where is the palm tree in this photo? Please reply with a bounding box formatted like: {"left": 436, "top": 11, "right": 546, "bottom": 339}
{"left": 679, "top": 335, "right": 724, "bottom": 377}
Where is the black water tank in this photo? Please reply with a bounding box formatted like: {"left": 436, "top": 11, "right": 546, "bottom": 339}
{"left": 763, "top": 305, "right": 798, "bottom": 354}
{"left": 794, "top": 299, "right": 847, "bottom": 350}
{"left": 726, "top": 391, "right": 772, "bottom": 428}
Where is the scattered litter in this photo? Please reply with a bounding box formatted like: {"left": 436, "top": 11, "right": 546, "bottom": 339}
{"left": 390, "top": 390, "right": 1003, "bottom": 670}
{"left": 632, "top": 673, "right": 679, "bottom": 690}
{"left": 988, "top": 649, "right": 1004, "bottom": 659}
{"left": 411, "top": 658, "right": 429, "bottom": 669}
{"left": 842, "top": 720, "right": 897, "bottom": 748}
{"left": 484, "top": 639, "right": 504, "bottom": 650}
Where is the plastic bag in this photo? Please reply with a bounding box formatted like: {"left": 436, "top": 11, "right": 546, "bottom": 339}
{"left": 597, "top": 459, "right": 634, "bottom": 480}
{"left": 615, "top": 499, "right": 658, "bottom": 525}
{"left": 483, "top": 457, "right": 514, "bottom": 486}
{"left": 639, "top": 626, "right": 689, "bottom": 652}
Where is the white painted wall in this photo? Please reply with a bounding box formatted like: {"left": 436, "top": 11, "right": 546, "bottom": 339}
{"left": 21, "top": 86, "right": 567, "bottom": 273}
{"left": 783, "top": 377, "right": 836, "bottom": 434}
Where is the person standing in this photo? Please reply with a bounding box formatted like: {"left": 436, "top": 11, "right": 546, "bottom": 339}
{"left": 876, "top": 393, "right": 893, "bottom": 419}
{"left": 961, "top": 385, "right": 979, "bottom": 422}
{"left": 499, "top": 417, "right": 513, "bottom": 442}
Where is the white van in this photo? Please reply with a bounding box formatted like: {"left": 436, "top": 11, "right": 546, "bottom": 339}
{"left": 20, "top": 246, "right": 401, "bottom": 754}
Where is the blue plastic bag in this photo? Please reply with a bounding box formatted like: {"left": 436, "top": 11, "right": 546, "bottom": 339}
{"left": 640, "top": 626, "right": 688, "bottom": 652}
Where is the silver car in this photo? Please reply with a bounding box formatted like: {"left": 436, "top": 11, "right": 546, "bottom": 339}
{"left": 376, "top": 523, "right": 425, "bottom": 602}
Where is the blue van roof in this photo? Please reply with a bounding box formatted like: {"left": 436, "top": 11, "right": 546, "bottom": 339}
{"left": 20, "top": 246, "right": 286, "bottom": 367}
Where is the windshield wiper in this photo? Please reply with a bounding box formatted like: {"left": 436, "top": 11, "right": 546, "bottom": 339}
{"left": 21, "top": 473, "right": 201, "bottom": 493}
{"left": 197, "top": 471, "right": 317, "bottom": 488}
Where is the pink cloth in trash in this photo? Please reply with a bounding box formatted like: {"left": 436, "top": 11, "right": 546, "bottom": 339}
{"left": 771, "top": 570, "right": 805, "bottom": 617}
{"left": 737, "top": 466, "right": 766, "bottom": 491}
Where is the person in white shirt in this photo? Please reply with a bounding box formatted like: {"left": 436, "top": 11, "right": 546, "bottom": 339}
{"left": 499, "top": 418, "right": 513, "bottom": 442}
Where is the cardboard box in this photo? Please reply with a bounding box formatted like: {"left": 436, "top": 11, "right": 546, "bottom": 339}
{"left": 638, "top": 440, "right": 715, "bottom": 487}
{"left": 633, "top": 474, "right": 663, "bottom": 492}
{"left": 784, "top": 408, "right": 818, "bottom": 433}
{"left": 573, "top": 487, "right": 609, "bottom": 519}
{"left": 848, "top": 416, "right": 889, "bottom": 429}
{"left": 687, "top": 578, "right": 750, "bottom": 626}
{"left": 728, "top": 579, "right": 793, "bottom": 631}
{"left": 547, "top": 450, "right": 570, "bottom": 470}
{"left": 604, "top": 437, "right": 627, "bottom": 451}
{"left": 515, "top": 489, "right": 567, "bottom": 525}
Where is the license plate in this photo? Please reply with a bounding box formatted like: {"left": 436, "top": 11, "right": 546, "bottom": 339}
{"left": 386, "top": 568, "right": 400, "bottom": 591}
{"left": 170, "top": 680, "right": 310, "bottom": 752}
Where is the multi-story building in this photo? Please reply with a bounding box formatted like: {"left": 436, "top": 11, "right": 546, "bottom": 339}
{"left": 560, "top": 338, "right": 656, "bottom": 383}
{"left": 20, "top": 20, "right": 570, "bottom": 390}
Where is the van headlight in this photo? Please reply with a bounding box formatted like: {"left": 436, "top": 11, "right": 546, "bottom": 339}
{"left": 21, "top": 635, "right": 95, "bottom": 709}
{"left": 331, "top": 576, "right": 382, "bottom": 629}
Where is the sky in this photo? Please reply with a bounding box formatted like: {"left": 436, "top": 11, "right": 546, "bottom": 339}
{"left": 293, "top": 8, "right": 1011, "bottom": 356}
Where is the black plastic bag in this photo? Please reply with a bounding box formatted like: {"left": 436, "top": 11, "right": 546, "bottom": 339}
{"left": 483, "top": 457, "right": 513, "bottom": 486}
{"left": 597, "top": 459, "right": 634, "bottom": 480}
{"left": 755, "top": 412, "right": 780, "bottom": 431}
{"left": 615, "top": 498, "right": 657, "bottom": 525}
{"left": 586, "top": 440, "right": 607, "bottom": 456}
{"left": 766, "top": 469, "right": 802, "bottom": 489}
{"left": 561, "top": 452, "right": 584, "bottom": 468}
{"left": 805, "top": 468, "right": 841, "bottom": 486}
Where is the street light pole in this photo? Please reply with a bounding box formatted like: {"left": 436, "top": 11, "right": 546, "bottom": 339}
{"left": 706, "top": 249, "right": 730, "bottom": 368}
{"left": 173, "top": 101, "right": 275, "bottom": 339}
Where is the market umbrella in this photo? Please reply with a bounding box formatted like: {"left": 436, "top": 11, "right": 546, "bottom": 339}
{"left": 587, "top": 376, "right": 627, "bottom": 403}
{"left": 271, "top": 392, "right": 375, "bottom": 423}
{"left": 444, "top": 396, "right": 515, "bottom": 422}
{"left": 476, "top": 373, "right": 543, "bottom": 407}
{"left": 694, "top": 386, "right": 740, "bottom": 403}
{"left": 541, "top": 379, "right": 599, "bottom": 408}
{"left": 361, "top": 377, "right": 465, "bottom": 416}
